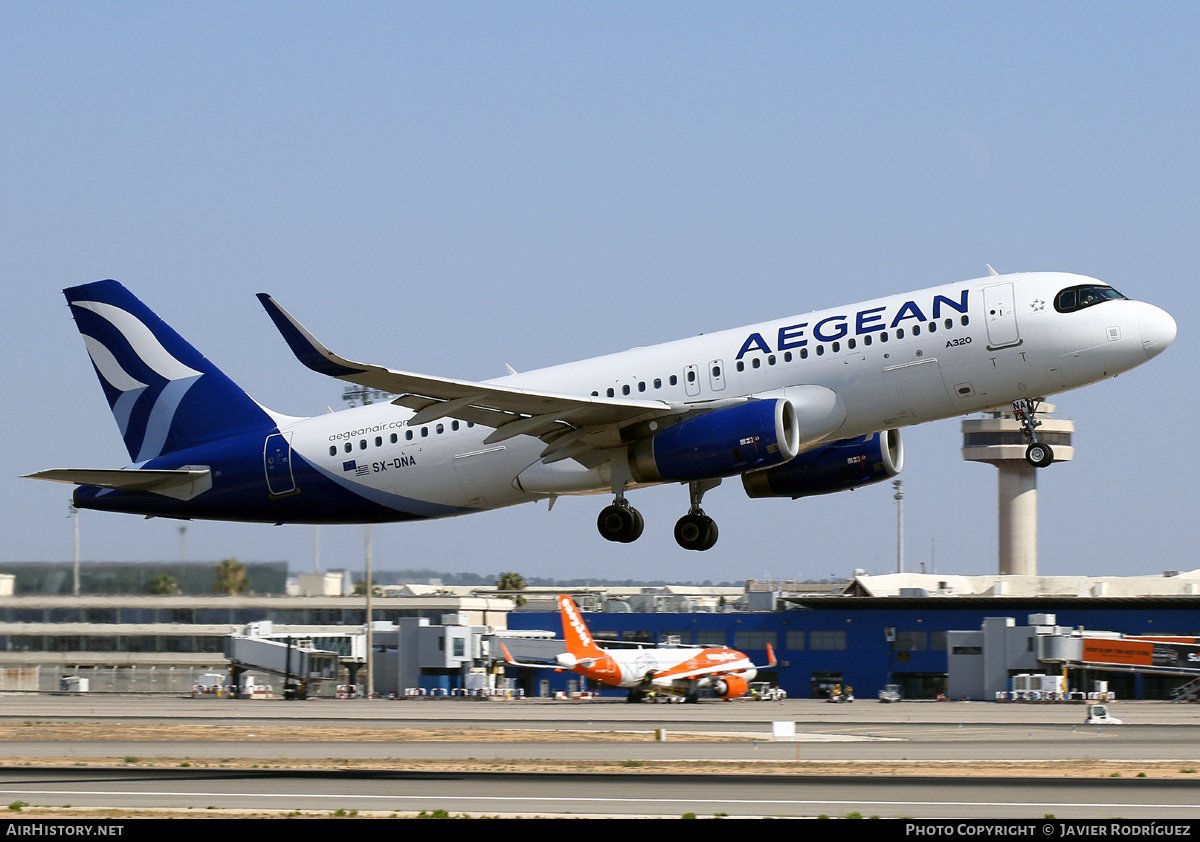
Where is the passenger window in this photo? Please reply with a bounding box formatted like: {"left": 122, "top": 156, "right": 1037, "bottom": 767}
{"left": 736, "top": 361, "right": 745, "bottom": 372}
{"left": 344, "top": 442, "right": 352, "bottom": 453}
{"left": 669, "top": 374, "right": 678, "bottom": 386}
{"left": 654, "top": 378, "right": 662, "bottom": 389}
{"left": 622, "top": 384, "right": 630, "bottom": 395}
{"left": 451, "top": 420, "right": 460, "bottom": 431}
{"left": 896, "top": 328, "right": 905, "bottom": 339}
{"left": 375, "top": 436, "right": 382, "bottom": 447}
{"left": 831, "top": 342, "right": 840, "bottom": 353}
{"left": 638, "top": 381, "right": 646, "bottom": 392}
{"left": 421, "top": 427, "right": 428, "bottom": 438}
{"left": 329, "top": 446, "right": 337, "bottom": 457}
{"left": 390, "top": 433, "right": 398, "bottom": 444}
{"left": 863, "top": 334, "right": 872, "bottom": 346}
{"left": 784, "top": 351, "right": 792, "bottom": 362}
{"left": 359, "top": 439, "right": 366, "bottom": 450}
{"left": 752, "top": 358, "right": 761, "bottom": 369}
{"left": 606, "top": 388, "right": 615, "bottom": 398}
{"left": 816, "top": 345, "right": 824, "bottom": 356}
{"left": 406, "top": 430, "right": 413, "bottom": 441}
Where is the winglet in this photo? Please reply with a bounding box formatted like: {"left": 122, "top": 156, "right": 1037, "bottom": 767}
{"left": 763, "top": 642, "right": 777, "bottom": 670}
{"left": 256, "top": 293, "right": 366, "bottom": 378}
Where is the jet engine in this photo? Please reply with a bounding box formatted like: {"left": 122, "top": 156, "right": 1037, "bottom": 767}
{"left": 741, "top": 429, "right": 903, "bottom": 499}
{"left": 629, "top": 399, "right": 800, "bottom": 483}
{"left": 711, "top": 673, "right": 750, "bottom": 699}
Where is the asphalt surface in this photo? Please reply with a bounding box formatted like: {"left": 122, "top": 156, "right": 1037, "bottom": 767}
{"left": 1, "top": 695, "right": 1198, "bottom": 818}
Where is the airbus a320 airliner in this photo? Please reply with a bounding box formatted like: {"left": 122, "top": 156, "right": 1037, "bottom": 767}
{"left": 26, "top": 271, "right": 1175, "bottom": 551}
{"left": 500, "top": 595, "right": 775, "bottom": 702}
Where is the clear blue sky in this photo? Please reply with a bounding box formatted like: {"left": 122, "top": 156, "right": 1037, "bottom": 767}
{"left": 2, "top": 3, "right": 1196, "bottom": 583}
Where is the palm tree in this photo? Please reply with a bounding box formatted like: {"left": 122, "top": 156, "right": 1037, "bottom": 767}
{"left": 352, "top": 578, "right": 381, "bottom": 596}
{"left": 495, "top": 571, "right": 527, "bottom": 607}
{"left": 148, "top": 574, "right": 180, "bottom": 596}
{"left": 215, "top": 558, "right": 249, "bottom": 595}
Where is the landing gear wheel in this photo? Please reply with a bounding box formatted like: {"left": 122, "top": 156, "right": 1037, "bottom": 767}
{"left": 597, "top": 504, "right": 644, "bottom": 543}
{"left": 674, "top": 513, "right": 719, "bottom": 551}
{"left": 1025, "top": 442, "right": 1054, "bottom": 468}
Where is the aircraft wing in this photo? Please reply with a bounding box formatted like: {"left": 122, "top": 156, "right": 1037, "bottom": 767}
{"left": 497, "top": 642, "right": 563, "bottom": 670}
{"left": 257, "top": 293, "right": 681, "bottom": 450}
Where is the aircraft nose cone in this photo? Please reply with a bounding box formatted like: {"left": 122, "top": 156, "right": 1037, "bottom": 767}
{"left": 1140, "top": 305, "right": 1177, "bottom": 359}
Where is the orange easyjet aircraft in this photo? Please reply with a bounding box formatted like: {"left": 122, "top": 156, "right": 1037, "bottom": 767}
{"left": 501, "top": 594, "right": 776, "bottom": 702}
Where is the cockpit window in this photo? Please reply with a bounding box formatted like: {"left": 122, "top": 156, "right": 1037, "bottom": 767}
{"left": 1054, "top": 284, "right": 1126, "bottom": 313}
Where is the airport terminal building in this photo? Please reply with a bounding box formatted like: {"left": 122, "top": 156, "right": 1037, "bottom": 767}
{"left": 1, "top": 564, "right": 1199, "bottom": 700}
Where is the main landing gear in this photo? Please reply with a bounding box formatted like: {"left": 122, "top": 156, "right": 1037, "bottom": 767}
{"left": 595, "top": 474, "right": 722, "bottom": 551}
{"left": 1012, "top": 398, "right": 1054, "bottom": 468}
{"left": 597, "top": 501, "right": 644, "bottom": 544}
{"left": 674, "top": 479, "right": 720, "bottom": 552}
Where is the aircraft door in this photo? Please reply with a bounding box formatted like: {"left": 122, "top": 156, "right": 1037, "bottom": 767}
{"left": 264, "top": 432, "right": 296, "bottom": 496}
{"left": 707, "top": 360, "right": 726, "bottom": 392}
{"left": 684, "top": 364, "right": 701, "bottom": 397}
{"left": 983, "top": 283, "right": 1021, "bottom": 349}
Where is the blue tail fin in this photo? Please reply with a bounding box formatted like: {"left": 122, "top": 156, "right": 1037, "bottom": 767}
{"left": 65, "top": 280, "right": 275, "bottom": 462}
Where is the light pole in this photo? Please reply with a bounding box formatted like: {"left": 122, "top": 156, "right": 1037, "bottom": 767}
{"left": 365, "top": 524, "right": 373, "bottom": 699}
{"left": 69, "top": 503, "right": 80, "bottom": 597}
{"left": 892, "top": 479, "right": 904, "bottom": 574}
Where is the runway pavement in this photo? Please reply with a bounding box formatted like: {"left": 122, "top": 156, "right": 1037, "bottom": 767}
{"left": 0, "top": 695, "right": 1198, "bottom": 817}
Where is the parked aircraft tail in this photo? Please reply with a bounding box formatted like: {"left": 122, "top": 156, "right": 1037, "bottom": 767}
{"left": 558, "top": 595, "right": 608, "bottom": 664}
{"left": 63, "top": 280, "right": 275, "bottom": 462}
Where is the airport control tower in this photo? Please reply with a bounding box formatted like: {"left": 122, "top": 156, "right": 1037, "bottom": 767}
{"left": 961, "top": 404, "right": 1074, "bottom": 575}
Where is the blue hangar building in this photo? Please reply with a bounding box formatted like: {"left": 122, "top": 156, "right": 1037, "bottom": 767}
{"left": 504, "top": 594, "right": 1200, "bottom": 701}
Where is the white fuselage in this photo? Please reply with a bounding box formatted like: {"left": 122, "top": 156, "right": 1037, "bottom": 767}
{"left": 278, "top": 272, "right": 1175, "bottom": 516}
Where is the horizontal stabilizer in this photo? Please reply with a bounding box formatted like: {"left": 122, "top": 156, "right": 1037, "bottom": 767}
{"left": 25, "top": 467, "right": 212, "bottom": 500}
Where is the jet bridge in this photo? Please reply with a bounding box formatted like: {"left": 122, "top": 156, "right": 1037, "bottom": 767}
{"left": 224, "top": 634, "right": 342, "bottom": 699}
{"left": 948, "top": 615, "right": 1200, "bottom": 700}
{"left": 1040, "top": 634, "right": 1200, "bottom": 680}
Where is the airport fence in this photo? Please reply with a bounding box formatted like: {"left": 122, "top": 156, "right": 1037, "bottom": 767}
{"left": 0, "top": 665, "right": 228, "bottom": 694}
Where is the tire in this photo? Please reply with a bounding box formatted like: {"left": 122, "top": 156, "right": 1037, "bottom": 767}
{"left": 1025, "top": 442, "right": 1054, "bottom": 468}
{"left": 598, "top": 504, "right": 643, "bottom": 543}
{"left": 674, "top": 514, "right": 717, "bottom": 551}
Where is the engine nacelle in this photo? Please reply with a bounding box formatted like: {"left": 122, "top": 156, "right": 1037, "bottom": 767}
{"left": 741, "top": 429, "right": 903, "bottom": 499}
{"left": 711, "top": 673, "right": 750, "bottom": 699}
{"left": 630, "top": 399, "right": 799, "bottom": 483}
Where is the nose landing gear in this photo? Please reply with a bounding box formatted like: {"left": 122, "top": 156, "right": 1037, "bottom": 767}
{"left": 1012, "top": 398, "right": 1054, "bottom": 468}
